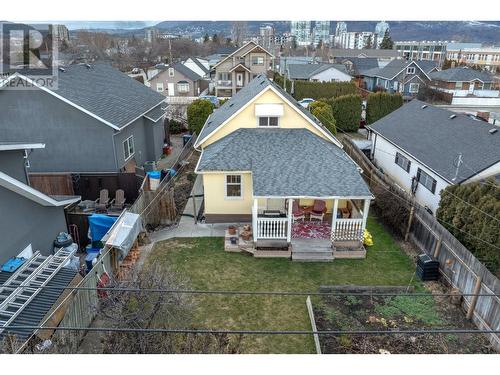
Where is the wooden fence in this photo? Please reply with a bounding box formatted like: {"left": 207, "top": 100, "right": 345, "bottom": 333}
{"left": 341, "top": 136, "right": 500, "bottom": 351}
{"left": 129, "top": 133, "right": 197, "bottom": 228}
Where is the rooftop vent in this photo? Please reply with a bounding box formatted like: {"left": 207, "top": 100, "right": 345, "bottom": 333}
{"left": 489, "top": 128, "right": 498, "bottom": 135}
{"left": 449, "top": 114, "right": 457, "bottom": 119}
{"left": 421, "top": 105, "right": 428, "bottom": 109}
{"left": 229, "top": 103, "right": 234, "bottom": 107}
{"left": 58, "top": 67, "right": 65, "bottom": 72}
{"left": 85, "top": 63, "right": 92, "bottom": 69}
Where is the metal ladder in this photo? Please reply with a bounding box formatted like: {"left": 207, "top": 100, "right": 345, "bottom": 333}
{"left": 0, "top": 248, "right": 73, "bottom": 332}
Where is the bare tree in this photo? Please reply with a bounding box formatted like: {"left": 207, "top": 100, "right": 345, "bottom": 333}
{"left": 231, "top": 22, "right": 248, "bottom": 46}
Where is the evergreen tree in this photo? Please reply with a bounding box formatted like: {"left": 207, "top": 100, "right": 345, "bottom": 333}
{"left": 379, "top": 30, "right": 394, "bottom": 50}
{"left": 203, "top": 33, "right": 210, "bottom": 43}
{"left": 212, "top": 34, "right": 219, "bottom": 45}
{"left": 365, "top": 35, "right": 373, "bottom": 49}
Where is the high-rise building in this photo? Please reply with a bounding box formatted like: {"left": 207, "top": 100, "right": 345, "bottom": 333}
{"left": 335, "top": 22, "right": 347, "bottom": 36}
{"left": 339, "top": 31, "right": 375, "bottom": 49}
{"left": 290, "top": 21, "right": 312, "bottom": 46}
{"left": 259, "top": 24, "right": 275, "bottom": 50}
{"left": 374, "top": 21, "right": 389, "bottom": 48}
{"left": 313, "top": 21, "right": 330, "bottom": 46}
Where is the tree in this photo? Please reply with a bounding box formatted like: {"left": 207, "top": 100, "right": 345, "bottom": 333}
{"left": 379, "top": 30, "right": 394, "bottom": 50}
{"left": 187, "top": 99, "right": 214, "bottom": 135}
{"left": 231, "top": 21, "right": 247, "bottom": 46}
{"left": 366, "top": 92, "right": 403, "bottom": 124}
{"left": 328, "top": 94, "right": 362, "bottom": 132}
{"left": 364, "top": 35, "right": 373, "bottom": 49}
{"left": 203, "top": 33, "right": 210, "bottom": 43}
{"left": 291, "top": 36, "right": 298, "bottom": 50}
{"left": 309, "top": 101, "right": 337, "bottom": 135}
{"left": 212, "top": 34, "right": 219, "bottom": 45}
{"left": 317, "top": 39, "right": 323, "bottom": 50}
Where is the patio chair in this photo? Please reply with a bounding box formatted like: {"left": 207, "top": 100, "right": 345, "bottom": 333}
{"left": 95, "top": 189, "right": 109, "bottom": 212}
{"left": 292, "top": 200, "right": 305, "bottom": 222}
{"left": 310, "top": 200, "right": 326, "bottom": 222}
{"left": 110, "top": 189, "right": 126, "bottom": 211}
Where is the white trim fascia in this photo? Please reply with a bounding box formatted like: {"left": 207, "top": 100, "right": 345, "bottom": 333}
{"left": 0, "top": 143, "right": 45, "bottom": 151}
{"left": 212, "top": 41, "right": 258, "bottom": 70}
{"left": 0, "top": 171, "right": 80, "bottom": 207}
{"left": 195, "top": 85, "right": 343, "bottom": 149}
{"left": 253, "top": 195, "right": 374, "bottom": 200}
{"left": 367, "top": 127, "right": 455, "bottom": 184}
{"left": 228, "top": 63, "right": 252, "bottom": 73}
{"left": 239, "top": 44, "right": 275, "bottom": 58}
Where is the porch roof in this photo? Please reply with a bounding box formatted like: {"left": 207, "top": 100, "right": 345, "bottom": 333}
{"left": 197, "top": 128, "right": 372, "bottom": 198}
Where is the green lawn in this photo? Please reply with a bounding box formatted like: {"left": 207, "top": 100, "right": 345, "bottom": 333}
{"left": 148, "top": 217, "right": 418, "bottom": 353}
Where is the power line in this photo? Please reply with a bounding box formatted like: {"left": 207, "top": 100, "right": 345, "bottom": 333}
{"left": 3, "top": 325, "right": 500, "bottom": 336}
{"left": 1, "top": 285, "right": 498, "bottom": 298}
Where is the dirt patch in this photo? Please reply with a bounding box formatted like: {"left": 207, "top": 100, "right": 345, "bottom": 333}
{"left": 313, "top": 290, "right": 495, "bottom": 354}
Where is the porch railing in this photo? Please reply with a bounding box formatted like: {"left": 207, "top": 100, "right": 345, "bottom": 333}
{"left": 256, "top": 217, "right": 288, "bottom": 240}
{"left": 332, "top": 218, "right": 364, "bottom": 241}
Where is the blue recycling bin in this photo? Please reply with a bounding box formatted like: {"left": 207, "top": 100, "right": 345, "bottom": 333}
{"left": 182, "top": 134, "right": 193, "bottom": 146}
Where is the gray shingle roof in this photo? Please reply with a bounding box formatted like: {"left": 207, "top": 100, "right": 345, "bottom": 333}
{"left": 367, "top": 99, "right": 500, "bottom": 183}
{"left": 173, "top": 63, "right": 202, "bottom": 81}
{"left": 287, "top": 63, "right": 349, "bottom": 80}
{"left": 16, "top": 63, "right": 165, "bottom": 129}
{"left": 0, "top": 267, "right": 77, "bottom": 342}
{"left": 330, "top": 49, "right": 401, "bottom": 59}
{"left": 342, "top": 57, "right": 380, "bottom": 75}
{"left": 363, "top": 59, "right": 438, "bottom": 79}
{"left": 197, "top": 128, "right": 372, "bottom": 197}
{"left": 196, "top": 74, "right": 334, "bottom": 145}
{"left": 429, "top": 67, "right": 494, "bottom": 83}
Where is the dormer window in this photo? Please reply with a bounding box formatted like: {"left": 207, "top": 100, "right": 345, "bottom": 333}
{"left": 168, "top": 68, "right": 174, "bottom": 77}
{"left": 406, "top": 66, "right": 416, "bottom": 75}
{"left": 258, "top": 116, "right": 279, "bottom": 127}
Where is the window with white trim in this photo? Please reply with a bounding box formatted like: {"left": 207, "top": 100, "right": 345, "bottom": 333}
{"left": 417, "top": 168, "right": 437, "bottom": 194}
{"left": 455, "top": 81, "right": 463, "bottom": 89}
{"left": 252, "top": 56, "right": 264, "bottom": 65}
{"left": 177, "top": 82, "right": 190, "bottom": 93}
{"left": 168, "top": 68, "right": 174, "bottom": 77}
{"left": 409, "top": 83, "right": 420, "bottom": 93}
{"left": 156, "top": 82, "right": 164, "bottom": 92}
{"left": 258, "top": 116, "right": 279, "bottom": 127}
{"left": 123, "top": 136, "right": 135, "bottom": 161}
{"left": 225, "top": 175, "right": 242, "bottom": 198}
{"left": 395, "top": 152, "right": 411, "bottom": 173}
{"left": 406, "top": 66, "right": 416, "bottom": 74}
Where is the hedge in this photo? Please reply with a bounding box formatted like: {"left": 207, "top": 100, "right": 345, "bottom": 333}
{"left": 274, "top": 73, "right": 357, "bottom": 100}
{"left": 187, "top": 99, "right": 214, "bottom": 135}
{"left": 366, "top": 92, "right": 403, "bottom": 124}
{"left": 323, "top": 94, "right": 362, "bottom": 133}
{"left": 436, "top": 180, "right": 500, "bottom": 276}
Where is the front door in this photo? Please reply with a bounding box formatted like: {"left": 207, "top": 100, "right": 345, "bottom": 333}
{"left": 236, "top": 73, "right": 244, "bottom": 87}
{"left": 468, "top": 82, "right": 475, "bottom": 94}
{"left": 167, "top": 83, "right": 175, "bottom": 96}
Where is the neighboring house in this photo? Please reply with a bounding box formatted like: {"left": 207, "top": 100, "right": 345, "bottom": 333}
{"left": 341, "top": 57, "right": 380, "bottom": 77}
{"left": 149, "top": 63, "right": 208, "bottom": 97}
{"left": 213, "top": 41, "right": 274, "bottom": 97}
{"left": 0, "top": 63, "right": 166, "bottom": 174}
{"left": 0, "top": 142, "right": 80, "bottom": 264}
{"left": 362, "top": 59, "right": 439, "bottom": 98}
{"left": 276, "top": 56, "right": 322, "bottom": 75}
{"left": 183, "top": 57, "right": 210, "bottom": 78}
{"left": 428, "top": 67, "right": 500, "bottom": 106}
{"left": 286, "top": 63, "right": 352, "bottom": 82}
{"left": 194, "top": 74, "right": 373, "bottom": 259}
{"left": 329, "top": 48, "right": 401, "bottom": 67}
{"left": 367, "top": 100, "right": 500, "bottom": 215}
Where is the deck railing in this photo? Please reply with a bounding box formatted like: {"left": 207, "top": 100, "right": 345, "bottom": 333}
{"left": 332, "top": 218, "right": 364, "bottom": 241}
{"left": 256, "top": 217, "right": 288, "bottom": 240}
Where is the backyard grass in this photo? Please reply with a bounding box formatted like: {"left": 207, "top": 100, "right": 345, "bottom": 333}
{"left": 148, "top": 216, "right": 420, "bottom": 353}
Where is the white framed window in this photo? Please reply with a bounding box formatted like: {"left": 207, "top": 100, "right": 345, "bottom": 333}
{"left": 258, "top": 116, "right": 279, "bottom": 127}
{"left": 417, "top": 168, "right": 437, "bottom": 194}
{"left": 252, "top": 56, "right": 264, "bottom": 65}
{"left": 225, "top": 174, "right": 242, "bottom": 199}
{"left": 384, "top": 80, "right": 389, "bottom": 89}
{"left": 395, "top": 152, "right": 411, "bottom": 173}
{"left": 393, "top": 81, "right": 399, "bottom": 91}
{"left": 177, "top": 82, "right": 190, "bottom": 93}
{"left": 409, "top": 83, "right": 420, "bottom": 93}
{"left": 406, "top": 66, "right": 416, "bottom": 75}
{"left": 156, "top": 82, "right": 164, "bottom": 92}
{"left": 455, "top": 81, "right": 463, "bottom": 89}
{"left": 168, "top": 68, "right": 174, "bottom": 77}
{"left": 123, "top": 135, "right": 135, "bottom": 161}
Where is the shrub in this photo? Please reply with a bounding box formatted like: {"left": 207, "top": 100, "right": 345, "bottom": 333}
{"left": 327, "top": 94, "right": 362, "bottom": 133}
{"left": 187, "top": 99, "right": 214, "bottom": 135}
{"left": 310, "top": 101, "right": 337, "bottom": 135}
{"left": 417, "top": 85, "right": 453, "bottom": 104}
{"left": 168, "top": 119, "right": 186, "bottom": 134}
{"left": 366, "top": 92, "right": 403, "bottom": 124}
{"left": 293, "top": 80, "right": 357, "bottom": 101}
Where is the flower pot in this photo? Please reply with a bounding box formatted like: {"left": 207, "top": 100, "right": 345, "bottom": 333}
{"left": 228, "top": 226, "right": 237, "bottom": 235}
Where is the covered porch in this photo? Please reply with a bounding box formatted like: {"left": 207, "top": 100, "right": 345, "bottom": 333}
{"left": 251, "top": 197, "right": 371, "bottom": 259}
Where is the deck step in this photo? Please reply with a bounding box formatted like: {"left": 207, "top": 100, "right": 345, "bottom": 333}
{"left": 292, "top": 253, "right": 334, "bottom": 262}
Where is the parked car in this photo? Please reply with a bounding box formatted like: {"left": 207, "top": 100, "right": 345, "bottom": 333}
{"left": 298, "top": 98, "right": 315, "bottom": 109}
{"left": 199, "top": 95, "right": 219, "bottom": 107}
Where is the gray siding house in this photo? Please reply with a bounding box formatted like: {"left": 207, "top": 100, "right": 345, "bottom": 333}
{"left": 0, "top": 63, "right": 166, "bottom": 173}
{"left": 0, "top": 143, "right": 80, "bottom": 264}
{"left": 149, "top": 63, "right": 208, "bottom": 97}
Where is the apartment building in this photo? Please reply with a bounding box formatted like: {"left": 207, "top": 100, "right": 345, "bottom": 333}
{"left": 446, "top": 44, "right": 500, "bottom": 73}
{"left": 394, "top": 41, "right": 448, "bottom": 65}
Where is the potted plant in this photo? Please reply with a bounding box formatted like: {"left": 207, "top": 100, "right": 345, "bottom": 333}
{"left": 228, "top": 225, "right": 237, "bottom": 235}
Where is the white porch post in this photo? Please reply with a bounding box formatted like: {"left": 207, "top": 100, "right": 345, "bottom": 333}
{"left": 361, "top": 198, "right": 371, "bottom": 232}
{"left": 331, "top": 199, "right": 339, "bottom": 241}
{"left": 287, "top": 198, "right": 293, "bottom": 243}
{"left": 252, "top": 198, "right": 258, "bottom": 243}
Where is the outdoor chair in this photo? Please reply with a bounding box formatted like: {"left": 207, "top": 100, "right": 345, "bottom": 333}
{"left": 292, "top": 200, "right": 305, "bottom": 222}
{"left": 95, "top": 189, "right": 110, "bottom": 212}
{"left": 310, "top": 200, "right": 326, "bottom": 222}
{"left": 110, "top": 189, "right": 126, "bottom": 211}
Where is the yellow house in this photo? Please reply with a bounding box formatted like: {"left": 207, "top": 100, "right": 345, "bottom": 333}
{"left": 195, "top": 74, "right": 373, "bottom": 260}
